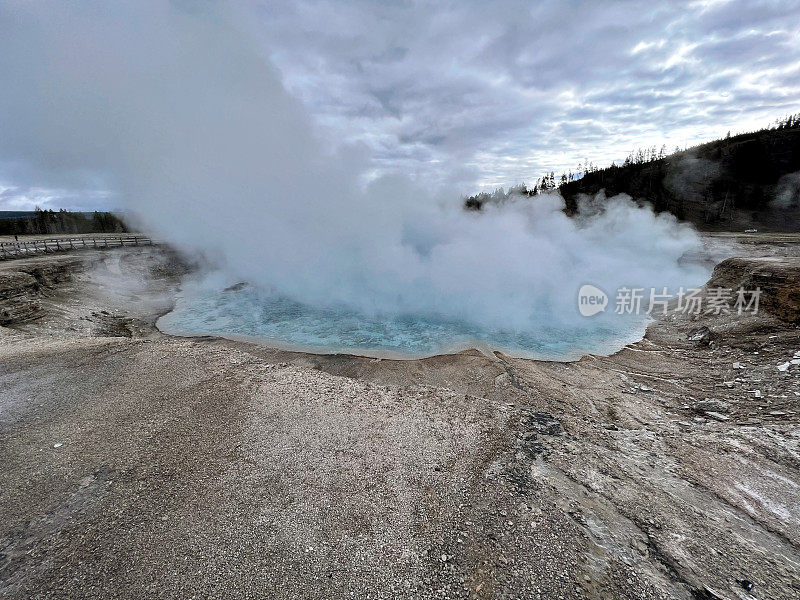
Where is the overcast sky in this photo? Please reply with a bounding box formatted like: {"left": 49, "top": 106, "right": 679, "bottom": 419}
{"left": 2, "top": 0, "right": 800, "bottom": 209}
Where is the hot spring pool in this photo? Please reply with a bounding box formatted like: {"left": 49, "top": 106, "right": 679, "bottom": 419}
{"left": 157, "top": 282, "right": 650, "bottom": 360}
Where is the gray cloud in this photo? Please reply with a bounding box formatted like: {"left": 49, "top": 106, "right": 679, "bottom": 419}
{"left": 240, "top": 0, "right": 800, "bottom": 193}
{"left": 2, "top": 0, "right": 800, "bottom": 207}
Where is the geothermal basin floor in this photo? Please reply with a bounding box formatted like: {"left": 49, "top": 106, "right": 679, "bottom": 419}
{"left": 1, "top": 244, "right": 800, "bottom": 599}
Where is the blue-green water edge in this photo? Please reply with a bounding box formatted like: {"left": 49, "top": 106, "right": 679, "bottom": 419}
{"left": 158, "top": 284, "right": 647, "bottom": 360}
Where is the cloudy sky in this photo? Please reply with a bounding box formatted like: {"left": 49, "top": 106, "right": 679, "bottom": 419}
{"left": 2, "top": 0, "right": 800, "bottom": 209}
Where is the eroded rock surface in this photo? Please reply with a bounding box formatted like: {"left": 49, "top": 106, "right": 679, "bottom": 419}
{"left": 710, "top": 256, "right": 800, "bottom": 322}
{"left": 1, "top": 244, "right": 799, "bottom": 599}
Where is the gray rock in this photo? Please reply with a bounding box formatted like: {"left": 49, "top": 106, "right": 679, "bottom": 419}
{"left": 704, "top": 411, "right": 730, "bottom": 422}
{"left": 692, "top": 399, "right": 730, "bottom": 413}
{"left": 688, "top": 326, "right": 711, "bottom": 345}
{"left": 520, "top": 410, "right": 563, "bottom": 436}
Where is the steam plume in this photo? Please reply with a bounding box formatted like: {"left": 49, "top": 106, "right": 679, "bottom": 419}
{"left": 0, "top": 2, "right": 706, "bottom": 335}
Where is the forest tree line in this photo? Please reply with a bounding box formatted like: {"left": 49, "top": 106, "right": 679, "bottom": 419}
{"left": 464, "top": 113, "right": 800, "bottom": 230}
{"left": 0, "top": 208, "right": 128, "bottom": 236}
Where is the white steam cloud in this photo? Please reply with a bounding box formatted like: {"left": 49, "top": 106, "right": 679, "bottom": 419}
{"left": 0, "top": 2, "right": 706, "bottom": 337}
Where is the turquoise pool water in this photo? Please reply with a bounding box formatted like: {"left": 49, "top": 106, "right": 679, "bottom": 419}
{"left": 158, "top": 283, "right": 648, "bottom": 360}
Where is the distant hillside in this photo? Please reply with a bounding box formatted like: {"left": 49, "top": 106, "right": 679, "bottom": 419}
{"left": 466, "top": 114, "right": 800, "bottom": 231}
{"left": 0, "top": 209, "right": 128, "bottom": 235}
{"left": 0, "top": 211, "right": 43, "bottom": 220}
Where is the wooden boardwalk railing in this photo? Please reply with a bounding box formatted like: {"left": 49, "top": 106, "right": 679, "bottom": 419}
{"left": 0, "top": 236, "right": 152, "bottom": 260}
